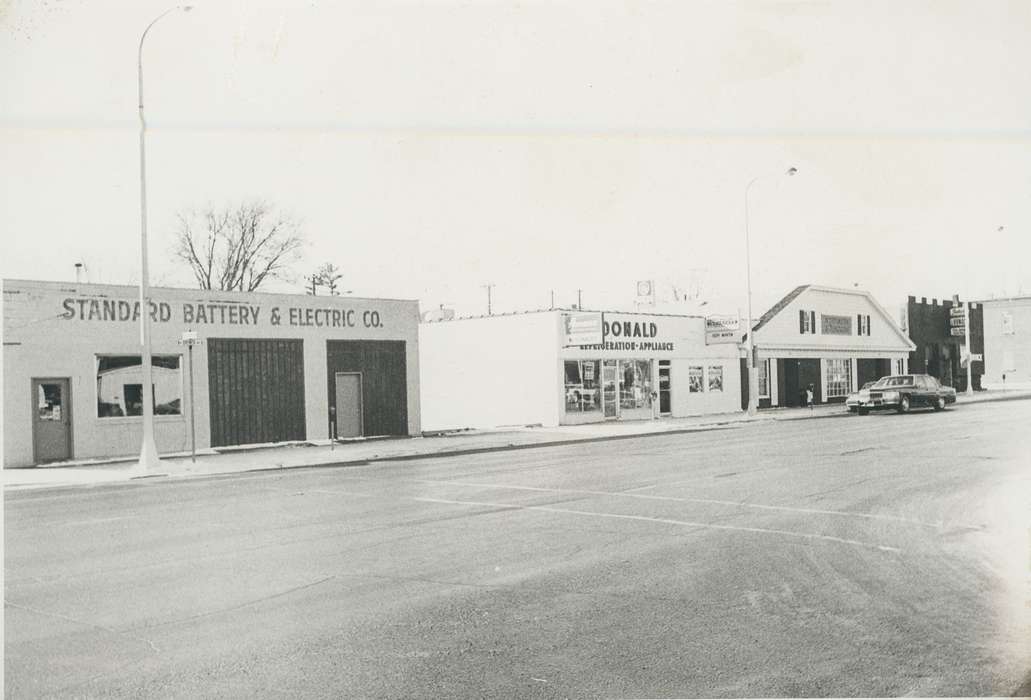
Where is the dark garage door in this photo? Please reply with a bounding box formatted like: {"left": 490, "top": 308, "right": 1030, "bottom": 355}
{"left": 327, "top": 340, "right": 408, "bottom": 437}
{"left": 208, "top": 338, "right": 306, "bottom": 447}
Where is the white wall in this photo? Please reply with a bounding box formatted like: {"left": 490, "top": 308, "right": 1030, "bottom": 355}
{"left": 419, "top": 313, "right": 560, "bottom": 430}
{"left": 756, "top": 286, "right": 914, "bottom": 354}
{"left": 982, "top": 298, "right": 1031, "bottom": 388}
{"left": 670, "top": 358, "right": 742, "bottom": 417}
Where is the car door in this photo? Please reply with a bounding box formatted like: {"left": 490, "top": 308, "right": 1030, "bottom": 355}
{"left": 918, "top": 376, "right": 935, "bottom": 406}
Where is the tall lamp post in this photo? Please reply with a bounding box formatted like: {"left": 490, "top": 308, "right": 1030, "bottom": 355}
{"left": 744, "top": 166, "right": 797, "bottom": 416}
{"left": 136, "top": 5, "right": 192, "bottom": 473}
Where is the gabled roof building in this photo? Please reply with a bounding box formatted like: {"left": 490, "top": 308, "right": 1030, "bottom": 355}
{"left": 749, "top": 285, "right": 916, "bottom": 408}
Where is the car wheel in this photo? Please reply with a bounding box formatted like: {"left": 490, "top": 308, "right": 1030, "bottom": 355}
{"left": 897, "top": 395, "right": 911, "bottom": 414}
{"left": 934, "top": 396, "right": 946, "bottom": 411}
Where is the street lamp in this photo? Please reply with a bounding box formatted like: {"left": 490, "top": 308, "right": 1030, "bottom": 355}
{"left": 136, "top": 5, "right": 192, "bottom": 473}
{"left": 744, "top": 166, "right": 797, "bottom": 416}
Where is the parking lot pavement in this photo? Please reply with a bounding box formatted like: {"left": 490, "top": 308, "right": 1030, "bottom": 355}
{"left": 4, "top": 390, "right": 1029, "bottom": 491}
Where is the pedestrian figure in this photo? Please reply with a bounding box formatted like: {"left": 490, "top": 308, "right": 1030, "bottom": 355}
{"left": 806, "top": 383, "right": 815, "bottom": 411}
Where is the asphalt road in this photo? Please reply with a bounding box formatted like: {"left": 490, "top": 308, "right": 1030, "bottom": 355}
{"left": 6, "top": 400, "right": 1031, "bottom": 698}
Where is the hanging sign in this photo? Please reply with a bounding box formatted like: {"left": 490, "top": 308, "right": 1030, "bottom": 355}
{"left": 705, "top": 316, "right": 741, "bottom": 345}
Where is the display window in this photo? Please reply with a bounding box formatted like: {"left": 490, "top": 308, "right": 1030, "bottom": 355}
{"left": 96, "top": 355, "right": 182, "bottom": 418}
{"left": 758, "top": 359, "right": 770, "bottom": 398}
{"left": 825, "top": 358, "right": 852, "bottom": 398}
{"left": 688, "top": 366, "right": 704, "bottom": 392}
{"left": 707, "top": 366, "right": 724, "bottom": 392}
{"left": 564, "top": 360, "right": 601, "bottom": 413}
{"left": 618, "top": 359, "right": 653, "bottom": 410}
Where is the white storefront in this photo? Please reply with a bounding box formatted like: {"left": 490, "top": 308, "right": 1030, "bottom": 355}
{"left": 3, "top": 279, "right": 421, "bottom": 467}
{"left": 419, "top": 309, "right": 743, "bottom": 431}
{"left": 750, "top": 285, "right": 915, "bottom": 407}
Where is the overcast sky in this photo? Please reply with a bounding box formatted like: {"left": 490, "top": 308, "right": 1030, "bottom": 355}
{"left": 2, "top": 0, "right": 1029, "bottom": 319}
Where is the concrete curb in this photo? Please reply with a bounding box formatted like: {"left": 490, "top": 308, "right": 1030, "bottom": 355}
{"left": 6, "top": 392, "right": 1029, "bottom": 492}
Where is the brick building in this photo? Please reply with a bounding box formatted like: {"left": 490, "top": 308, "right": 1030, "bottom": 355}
{"left": 903, "top": 295, "right": 984, "bottom": 391}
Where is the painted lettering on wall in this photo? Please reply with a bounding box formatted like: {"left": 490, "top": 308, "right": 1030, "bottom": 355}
{"left": 602, "top": 320, "right": 659, "bottom": 338}
{"left": 59, "top": 298, "right": 386, "bottom": 329}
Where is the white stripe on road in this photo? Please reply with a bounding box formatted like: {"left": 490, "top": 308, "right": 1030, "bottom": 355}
{"left": 412, "top": 480, "right": 941, "bottom": 528}
{"left": 412, "top": 496, "right": 902, "bottom": 553}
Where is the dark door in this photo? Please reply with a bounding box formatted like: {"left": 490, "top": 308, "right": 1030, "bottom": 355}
{"left": 797, "top": 359, "right": 822, "bottom": 404}
{"left": 32, "top": 378, "right": 72, "bottom": 463}
{"left": 327, "top": 341, "right": 408, "bottom": 436}
{"left": 857, "top": 359, "right": 883, "bottom": 388}
{"left": 334, "top": 372, "right": 363, "bottom": 438}
{"left": 208, "top": 339, "right": 306, "bottom": 447}
{"left": 782, "top": 359, "right": 801, "bottom": 407}
{"left": 658, "top": 362, "right": 671, "bottom": 415}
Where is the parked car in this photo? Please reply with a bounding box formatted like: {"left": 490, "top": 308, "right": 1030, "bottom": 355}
{"left": 856, "top": 374, "right": 957, "bottom": 415}
{"left": 845, "top": 381, "right": 879, "bottom": 412}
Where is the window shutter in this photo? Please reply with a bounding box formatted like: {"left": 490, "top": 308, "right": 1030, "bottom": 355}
{"left": 857, "top": 314, "right": 862, "bottom": 335}
{"left": 866, "top": 315, "right": 871, "bottom": 336}
{"left": 799, "top": 309, "right": 805, "bottom": 333}
{"left": 810, "top": 311, "right": 816, "bottom": 334}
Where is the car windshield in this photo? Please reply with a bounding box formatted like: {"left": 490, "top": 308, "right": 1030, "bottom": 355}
{"left": 873, "top": 376, "right": 914, "bottom": 388}
{"left": 861, "top": 382, "right": 876, "bottom": 389}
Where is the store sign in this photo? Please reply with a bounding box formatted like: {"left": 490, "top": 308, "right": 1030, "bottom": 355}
{"left": 563, "top": 312, "right": 603, "bottom": 346}
{"left": 59, "top": 296, "right": 386, "bottom": 329}
{"left": 571, "top": 314, "right": 676, "bottom": 353}
{"left": 705, "top": 316, "right": 740, "bottom": 345}
{"left": 820, "top": 314, "right": 853, "bottom": 335}
{"left": 950, "top": 327, "right": 966, "bottom": 337}
{"left": 949, "top": 316, "right": 965, "bottom": 327}
{"left": 949, "top": 305, "right": 965, "bottom": 317}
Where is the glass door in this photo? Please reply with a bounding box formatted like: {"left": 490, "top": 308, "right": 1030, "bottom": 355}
{"left": 659, "top": 361, "right": 671, "bottom": 415}
{"left": 602, "top": 361, "right": 618, "bottom": 418}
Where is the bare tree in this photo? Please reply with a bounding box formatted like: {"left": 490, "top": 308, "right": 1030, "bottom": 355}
{"left": 173, "top": 201, "right": 305, "bottom": 292}
{"left": 305, "top": 262, "right": 344, "bottom": 296}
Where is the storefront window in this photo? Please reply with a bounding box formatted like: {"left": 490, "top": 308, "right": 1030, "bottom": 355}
{"left": 618, "top": 360, "right": 653, "bottom": 410}
{"left": 564, "top": 360, "right": 601, "bottom": 413}
{"left": 97, "top": 355, "right": 182, "bottom": 417}
{"left": 825, "top": 358, "right": 852, "bottom": 398}
{"left": 758, "top": 359, "right": 770, "bottom": 398}
{"left": 688, "top": 366, "right": 704, "bottom": 393}
{"left": 708, "top": 366, "right": 723, "bottom": 392}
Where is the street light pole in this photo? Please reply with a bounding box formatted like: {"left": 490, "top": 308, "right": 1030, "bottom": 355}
{"left": 744, "top": 167, "right": 797, "bottom": 416}
{"left": 964, "top": 225, "right": 1005, "bottom": 395}
{"left": 136, "top": 5, "right": 192, "bottom": 473}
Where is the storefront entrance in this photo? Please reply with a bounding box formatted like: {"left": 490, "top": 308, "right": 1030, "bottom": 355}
{"left": 32, "top": 378, "right": 71, "bottom": 463}
{"left": 658, "top": 361, "right": 671, "bottom": 415}
{"left": 602, "top": 361, "right": 618, "bottom": 418}
{"left": 779, "top": 358, "right": 822, "bottom": 407}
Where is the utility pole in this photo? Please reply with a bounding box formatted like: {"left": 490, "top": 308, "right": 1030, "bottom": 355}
{"left": 577, "top": 289, "right": 583, "bottom": 310}
{"left": 482, "top": 283, "right": 495, "bottom": 315}
{"left": 550, "top": 290, "right": 555, "bottom": 310}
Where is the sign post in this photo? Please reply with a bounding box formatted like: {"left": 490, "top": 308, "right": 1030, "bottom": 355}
{"left": 178, "top": 330, "right": 201, "bottom": 463}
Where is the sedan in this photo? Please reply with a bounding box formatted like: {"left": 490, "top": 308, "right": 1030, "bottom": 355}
{"left": 857, "top": 374, "right": 957, "bottom": 415}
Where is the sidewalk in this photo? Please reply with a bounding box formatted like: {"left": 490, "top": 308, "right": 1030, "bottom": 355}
{"left": 5, "top": 389, "right": 1029, "bottom": 491}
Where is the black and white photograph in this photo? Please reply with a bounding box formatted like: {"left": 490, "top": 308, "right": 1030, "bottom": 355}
{"left": 2, "top": 1, "right": 1030, "bottom": 697}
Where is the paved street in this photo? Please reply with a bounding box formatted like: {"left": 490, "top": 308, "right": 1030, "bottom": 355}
{"left": 6, "top": 400, "right": 1031, "bottom": 698}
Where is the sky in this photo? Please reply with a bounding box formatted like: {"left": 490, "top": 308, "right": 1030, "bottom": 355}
{"left": 2, "top": 0, "right": 1030, "bottom": 320}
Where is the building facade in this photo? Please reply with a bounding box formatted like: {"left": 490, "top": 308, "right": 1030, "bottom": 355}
{"left": 903, "top": 295, "right": 984, "bottom": 391}
{"left": 980, "top": 295, "right": 1031, "bottom": 389}
{"left": 3, "top": 279, "right": 421, "bottom": 467}
{"left": 419, "top": 309, "right": 743, "bottom": 431}
{"left": 750, "top": 285, "right": 915, "bottom": 407}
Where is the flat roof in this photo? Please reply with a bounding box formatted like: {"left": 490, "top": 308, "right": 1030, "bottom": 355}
{"left": 2, "top": 278, "right": 419, "bottom": 304}
{"left": 424, "top": 307, "right": 709, "bottom": 323}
